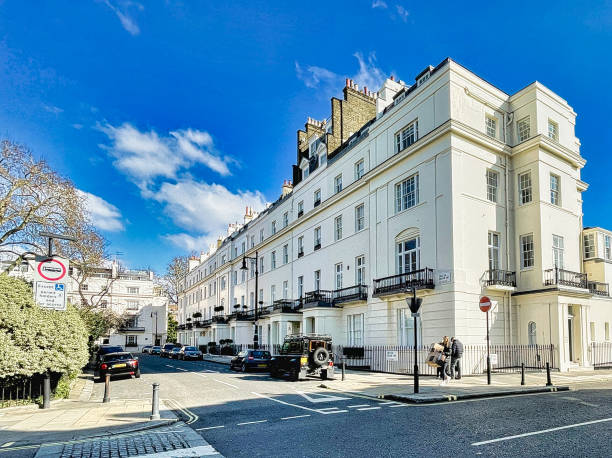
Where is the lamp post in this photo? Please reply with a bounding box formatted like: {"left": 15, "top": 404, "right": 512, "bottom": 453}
{"left": 240, "top": 250, "right": 259, "bottom": 349}
{"left": 151, "top": 311, "right": 159, "bottom": 346}
{"left": 406, "top": 287, "right": 423, "bottom": 394}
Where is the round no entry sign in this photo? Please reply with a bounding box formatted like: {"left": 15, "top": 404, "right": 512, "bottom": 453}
{"left": 37, "top": 258, "right": 67, "bottom": 282}
{"left": 479, "top": 296, "right": 492, "bottom": 312}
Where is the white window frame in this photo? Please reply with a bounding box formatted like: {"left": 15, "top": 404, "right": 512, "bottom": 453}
{"left": 485, "top": 116, "right": 497, "bottom": 138}
{"left": 271, "top": 251, "right": 276, "bottom": 269}
{"left": 283, "top": 281, "right": 288, "bottom": 299}
{"left": 518, "top": 115, "right": 531, "bottom": 142}
{"left": 297, "top": 201, "right": 304, "bottom": 216}
{"left": 335, "top": 263, "right": 343, "bottom": 289}
{"left": 283, "top": 211, "right": 289, "bottom": 227}
{"left": 518, "top": 171, "right": 532, "bottom": 205}
{"left": 583, "top": 233, "right": 595, "bottom": 259}
{"left": 520, "top": 234, "right": 535, "bottom": 269}
{"left": 395, "top": 120, "right": 418, "bottom": 152}
{"left": 355, "top": 204, "right": 365, "bottom": 232}
{"left": 298, "top": 236, "right": 304, "bottom": 255}
{"left": 314, "top": 226, "right": 321, "bottom": 248}
{"left": 552, "top": 235, "right": 564, "bottom": 269}
{"left": 548, "top": 119, "right": 559, "bottom": 142}
{"left": 488, "top": 232, "right": 500, "bottom": 271}
{"left": 605, "top": 235, "right": 611, "bottom": 260}
{"left": 347, "top": 313, "right": 364, "bottom": 346}
{"left": 314, "top": 270, "right": 321, "bottom": 290}
{"left": 396, "top": 236, "right": 420, "bottom": 274}
{"left": 528, "top": 322, "right": 537, "bottom": 346}
{"left": 334, "top": 174, "right": 343, "bottom": 193}
{"left": 486, "top": 169, "right": 498, "bottom": 203}
{"left": 314, "top": 189, "right": 321, "bottom": 206}
{"left": 334, "top": 215, "right": 343, "bottom": 241}
{"left": 395, "top": 173, "right": 419, "bottom": 213}
{"left": 550, "top": 174, "right": 560, "bottom": 206}
{"left": 283, "top": 244, "right": 289, "bottom": 264}
{"left": 297, "top": 276, "right": 304, "bottom": 298}
{"left": 355, "top": 255, "right": 366, "bottom": 285}
{"left": 271, "top": 220, "right": 277, "bottom": 234}
{"left": 398, "top": 309, "right": 422, "bottom": 346}
{"left": 354, "top": 159, "right": 365, "bottom": 180}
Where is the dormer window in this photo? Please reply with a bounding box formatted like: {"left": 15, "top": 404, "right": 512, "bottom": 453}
{"left": 417, "top": 72, "right": 430, "bottom": 86}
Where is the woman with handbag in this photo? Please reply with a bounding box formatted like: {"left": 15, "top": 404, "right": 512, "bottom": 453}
{"left": 439, "top": 336, "right": 452, "bottom": 386}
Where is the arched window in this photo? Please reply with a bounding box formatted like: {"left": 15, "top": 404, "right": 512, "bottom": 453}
{"left": 395, "top": 228, "right": 420, "bottom": 275}
{"left": 528, "top": 321, "right": 537, "bottom": 346}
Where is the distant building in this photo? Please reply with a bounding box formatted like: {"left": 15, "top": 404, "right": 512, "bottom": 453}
{"left": 3, "top": 259, "right": 168, "bottom": 351}
{"left": 173, "top": 57, "right": 611, "bottom": 371}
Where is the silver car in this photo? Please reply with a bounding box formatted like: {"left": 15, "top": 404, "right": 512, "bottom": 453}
{"left": 178, "top": 346, "right": 203, "bottom": 361}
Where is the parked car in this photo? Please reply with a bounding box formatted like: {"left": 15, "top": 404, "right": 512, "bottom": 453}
{"left": 269, "top": 334, "right": 334, "bottom": 381}
{"left": 96, "top": 352, "right": 140, "bottom": 382}
{"left": 178, "top": 346, "right": 203, "bottom": 361}
{"left": 160, "top": 343, "right": 178, "bottom": 358}
{"left": 169, "top": 347, "right": 182, "bottom": 359}
{"left": 90, "top": 344, "right": 124, "bottom": 368}
{"left": 142, "top": 345, "right": 152, "bottom": 354}
{"left": 150, "top": 346, "right": 162, "bottom": 355}
{"left": 230, "top": 350, "right": 272, "bottom": 372}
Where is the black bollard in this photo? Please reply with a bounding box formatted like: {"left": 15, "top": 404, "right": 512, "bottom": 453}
{"left": 150, "top": 383, "right": 160, "bottom": 420}
{"left": 103, "top": 373, "right": 111, "bottom": 403}
{"left": 521, "top": 363, "right": 525, "bottom": 386}
{"left": 42, "top": 370, "right": 51, "bottom": 409}
{"left": 545, "top": 362, "right": 552, "bottom": 386}
{"left": 342, "top": 361, "right": 346, "bottom": 381}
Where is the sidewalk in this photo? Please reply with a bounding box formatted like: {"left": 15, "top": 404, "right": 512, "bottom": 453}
{"left": 202, "top": 355, "right": 232, "bottom": 365}
{"left": 322, "top": 368, "right": 612, "bottom": 403}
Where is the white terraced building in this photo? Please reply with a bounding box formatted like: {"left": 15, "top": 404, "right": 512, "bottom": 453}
{"left": 177, "top": 58, "right": 612, "bottom": 371}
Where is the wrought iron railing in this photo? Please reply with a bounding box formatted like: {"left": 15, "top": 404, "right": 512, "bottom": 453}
{"left": 544, "top": 268, "right": 588, "bottom": 289}
{"left": 588, "top": 281, "right": 610, "bottom": 297}
{"left": 272, "top": 299, "right": 302, "bottom": 313}
{"left": 332, "top": 285, "right": 368, "bottom": 304}
{"left": 314, "top": 242, "right": 321, "bottom": 250}
{"left": 303, "top": 289, "right": 334, "bottom": 307}
{"left": 373, "top": 268, "right": 435, "bottom": 296}
{"left": 486, "top": 270, "right": 516, "bottom": 287}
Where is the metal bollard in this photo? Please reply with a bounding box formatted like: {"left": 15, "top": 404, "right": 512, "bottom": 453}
{"left": 521, "top": 363, "right": 525, "bottom": 386}
{"left": 42, "top": 370, "right": 51, "bottom": 409}
{"left": 545, "top": 362, "right": 553, "bottom": 386}
{"left": 342, "top": 361, "right": 346, "bottom": 381}
{"left": 150, "top": 383, "right": 160, "bottom": 420}
{"left": 103, "top": 373, "right": 111, "bottom": 403}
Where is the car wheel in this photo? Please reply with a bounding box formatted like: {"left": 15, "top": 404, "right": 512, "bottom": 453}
{"left": 241, "top": 363, "right": 248, "bottom": 373}
{"left": 312, "top": 347, "right": 330, "bottom": 366}
{"left": 290, "top": 369, "right": 299, "bottom": 381}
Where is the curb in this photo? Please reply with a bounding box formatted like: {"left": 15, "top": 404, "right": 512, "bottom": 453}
{"left": 383, "top": 386, "right": 571, "bottom": 404}
{"left": 202, "top": 357, "right": 232, "bottom": 366}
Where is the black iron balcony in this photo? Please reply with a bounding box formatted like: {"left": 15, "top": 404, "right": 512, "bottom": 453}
{"left": 314, "top": 242, "right": 321, "bottom": 251}
{"left": 119, "top": 326, "right": 146, "bottom": 332}
{"left": 588, "top": 281, "right": 610, "bottom": 297}
{"left": 486, "top": 270, "right": 516, "bottom": 287}
{"left": 544, "top": 268, "right": 588, "bottom": 289}
{"left": 303, "top": 290, "right": 334, "bottom": 308}
{"left": 211, "top": 315, "right": 228, "bottom": 324}
{"left": 298, "top": 250, "right": 304, "bottom": 258}
{"left": 298, "top": 210, "right": 304, "bottom": 218}
{"left": 201, "top": 319, "right": 212, "bottom": 327}
{"left": 372, "top": 268, "right": 435, "bottom": 297}
{"left": 332, "top": 285, "right": 368, "bottom": 304}
{"left": 314, "top": 199, "right": 321, "bottom": 207}
{"left": 186, "top": 322, "right": 193, "bottom": 330}
{"left": 272, "top": 299, "right": 302, "bottom": 313}
{"left": 177, "top": 324, "right": 186, "bottom": 330}
{"left": 259, "top": 305, "right": 273, "bottom": 316}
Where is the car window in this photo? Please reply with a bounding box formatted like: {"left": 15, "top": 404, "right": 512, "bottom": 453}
{"left": 100, "top": 346, "right": 123, "bottom": 354}
{"left": 103, "top": 353, "right": 132, "bottom": 361}
{"left": 238, "top": 351, "right": 247, "bottom": 357}
{"left": 185, "top": 346, "right": 197, "bottom": 351}
{"left": 280, "top": 343, "right": 291, "bottom": 354}
{"left": 288, "top": 341, "right": 302, "bottom": 353}
{"left": 153, "top": 346, "right": 161, "bottom": 350}
{"left": 251, "top": 351, "right": 270, "bottom": 358}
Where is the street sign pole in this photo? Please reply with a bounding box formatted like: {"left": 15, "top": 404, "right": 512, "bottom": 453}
{"left": 486, "top": 310, "right": 491, "bottom": 385}
{"left": 407, "top": 287, "right": 422, "bottom": 394}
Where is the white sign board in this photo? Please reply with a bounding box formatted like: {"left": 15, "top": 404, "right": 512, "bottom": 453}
{"left": 34, "top": 256, "right": 69, "bottom": 283}
{"left": 490, "top": 353, "right": 498, "bottom": 365}
{"left": 34, "top": 281, "right": 66, "bottom": 311}
{"left": 386, "top": 350, "right": 398, "bottom": 361}
{"left": 437, "top": 270, "right": 451, "bottom": 285}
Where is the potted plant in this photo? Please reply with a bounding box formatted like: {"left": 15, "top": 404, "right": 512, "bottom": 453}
{"left": 193, "top": 312, "right": 202, "bottom": 319}
{"left": 233, "top": 304, "right": 240, "bottom": 310}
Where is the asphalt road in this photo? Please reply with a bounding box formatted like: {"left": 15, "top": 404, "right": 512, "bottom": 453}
{"left": 89, "top": 355, "right": 612, "bottom": 457}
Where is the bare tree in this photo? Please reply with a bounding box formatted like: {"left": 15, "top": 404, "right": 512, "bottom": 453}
{"left": 162, "top": 255, "right": 189, "bottom": 306}
{"left": 0, "top": 140, "right": 84, "bottom": 270}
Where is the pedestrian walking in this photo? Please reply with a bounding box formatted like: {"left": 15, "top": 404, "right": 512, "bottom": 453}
{"left": 451, "top": 337, "right": 463, "bottom": 380}
{"left": 439, "top": 336, "right": 452, "bottom": 385}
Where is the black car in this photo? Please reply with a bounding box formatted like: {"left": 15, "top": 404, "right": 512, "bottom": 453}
{"left": 269, "top": 334, "right": 334, "bottom": 381}
{"left": 96, "top": 352, "right": 140, "bottom": 382}
{"left": 169, "top": 347, "right": 182, "bottom": 359}
{"left": 230, "top": 350, "right": 272, "bottom": 372}
{"left": 90, "top": 344, "right": 124, "bottom": 368}
{"left": 160, "top": 343, "right": 178, "bottom": 358}
{"left": 150, "top": 346, "right": 161, "bottom": 355}
{"left": 178, "top": 346, "right": 203, "bottom": 360}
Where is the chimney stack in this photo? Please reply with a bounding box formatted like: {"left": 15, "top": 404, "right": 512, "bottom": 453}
{"left": 281, "top": 180, "right": 293, "bottom": 198}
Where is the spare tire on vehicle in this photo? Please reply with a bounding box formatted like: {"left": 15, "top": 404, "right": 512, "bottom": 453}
{"left": 312, "top": 347, "right": 330, "bottom": 366}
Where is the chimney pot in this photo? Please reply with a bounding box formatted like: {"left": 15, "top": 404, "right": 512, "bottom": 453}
{"left": 345, "top": 78, "right": 349, "bottom": 87}
{"left": 390, "top": 75, "right": 395, "bottom": 81}
{"left": 364, "top": 86, "right": 368, "bottom": 94}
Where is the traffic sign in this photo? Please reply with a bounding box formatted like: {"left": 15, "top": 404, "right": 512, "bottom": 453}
{"left": 35, "top": 256, "right": 69, "bottom": 282}
{"left": 386, "top": 350, "right": 399, "bottom": 361}
{"left": 34, "top": 281, "right": 66, "bottom": 311}
{"left": 479, "top": 296, "right": 492, "bottom": 312}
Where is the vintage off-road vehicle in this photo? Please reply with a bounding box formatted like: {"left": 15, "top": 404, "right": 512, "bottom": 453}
{"left": 269, "top": 334, "right": 334, "bottom": 381}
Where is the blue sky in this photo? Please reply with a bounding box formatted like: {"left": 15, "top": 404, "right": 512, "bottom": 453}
{"left": 1, "top": 0, "right": 611, "bottom": 273}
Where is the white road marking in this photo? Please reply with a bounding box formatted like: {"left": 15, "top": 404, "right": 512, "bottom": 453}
{"left": 376, "top": 401, "right": 398, "bottom": 405}
{"left": 321, "top": 409, "right": 348, "bottom": 414}
{"left": 357, "top": 406, "right": 381, "bottom": 411}
{"left": 281, "top": 414, "right": 311, "bottom": 420}
{"left": 294, "top": 390, "right": 351, "bottom": 403}
{"left": 317, "top": 407, "right": 340, "bottom": 411}
{"left": 195, "top": 425, "right": 225, "bottom": 431}
{"left": 1, "top": 442, "right": 14, "bottom": 448}
{"left": 560, "top": 396, "right": 600, "bottom": 408}
{"left": 176, "top": 368, "right": 188, "bottom": 371}
{"left": 348, "top": 404, "right": 370, "bottom": 408}
{"left": 472, "top": 417, "right": 612, "bottom": 446}
{"left": 164, "top": 398, "right": 198, "bottom": 424}
{"left": 252, "top": 392, "right": 322, "bottom": 414}
{"left": 237, "top": 420, "right": 268, "bottom": 426}
{"left": 213, "top": 379, "right": 239, "bottom": 389}
{"left": 388, "top": 404, "right": 410, "bottom": 408}
{"left": 164, "top": 364, "right": 174, "bottom": 368}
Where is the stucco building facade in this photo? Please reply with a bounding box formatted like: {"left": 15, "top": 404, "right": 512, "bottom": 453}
{"left": 177, "top": 58, "right": 612, "bottom": 371}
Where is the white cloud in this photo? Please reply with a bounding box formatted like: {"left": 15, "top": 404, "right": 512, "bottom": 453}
{"left": 72, "top": 123, "right": 83, "bottom": 129}
{"left": 371, "top": 1, "right": 388, "bottom": 8}
{"left": 296, "top": 52, "right": 386, "bottom": 94}
{"left": 43, "top": 104, "right": 63, "bottom": 114}
{"left": 98, "top": 123, "right": 233, "bottom": 189}
{"left": 103, "top": 0, "right": 143, "bottom": 36}
{"left": 163, "top": 233, "right": 213, "bottom": 252}
{"left": 78, "top": 190, "right": 124, "bottom": 232}
{"left": 396, "top": 5, "right": 410, "bottom": 22}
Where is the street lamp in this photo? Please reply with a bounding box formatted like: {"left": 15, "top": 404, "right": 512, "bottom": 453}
{"left": 406, "top": 288, "right": 423, "bottom": 394}
{"left": 240, "top": 250, "right": 260, "bottom": 349}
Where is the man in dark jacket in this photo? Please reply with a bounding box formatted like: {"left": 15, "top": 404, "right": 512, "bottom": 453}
{"left": 451, "top": 337, "right": 463, "bottom": 380}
